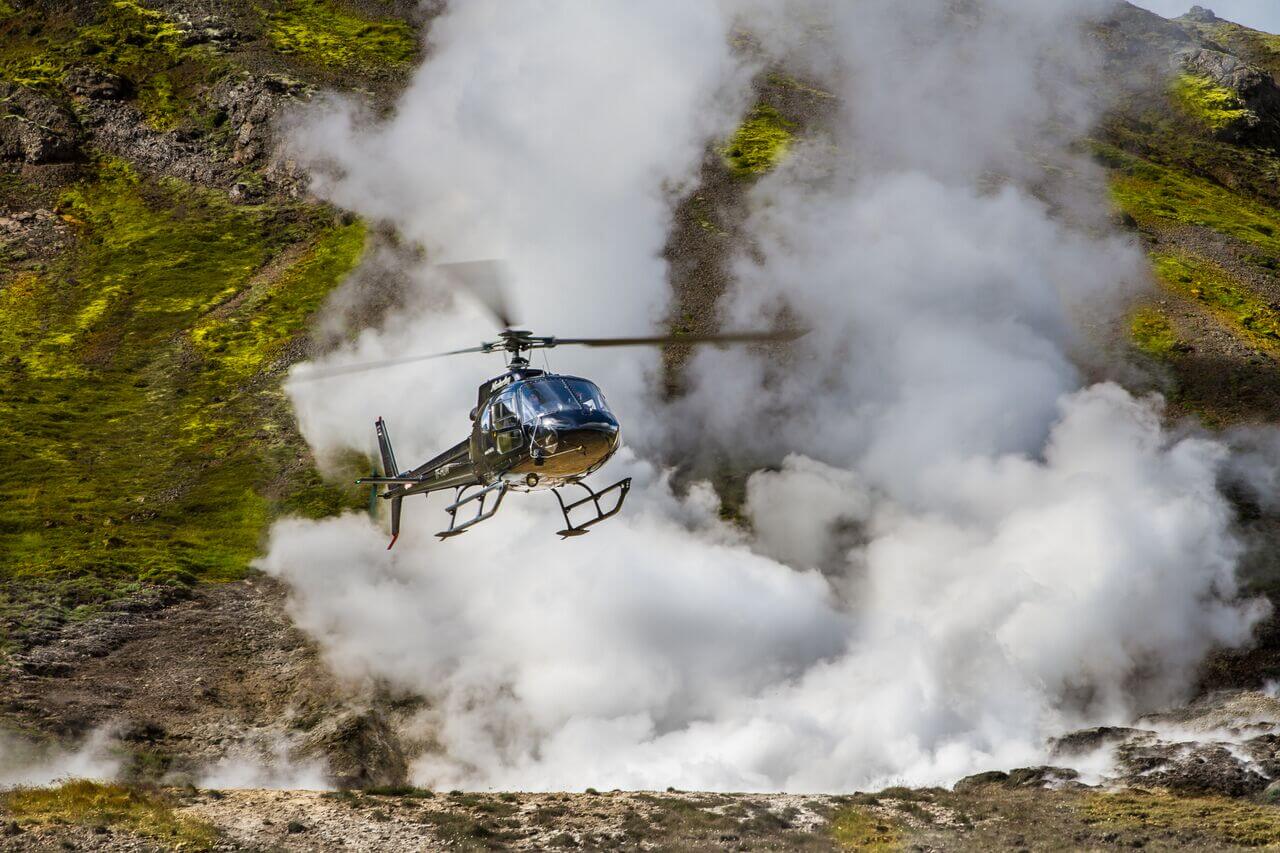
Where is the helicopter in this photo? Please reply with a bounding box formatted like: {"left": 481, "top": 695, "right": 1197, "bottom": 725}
{"left": 295, "top": 263, "right": 800, "bottom": 549}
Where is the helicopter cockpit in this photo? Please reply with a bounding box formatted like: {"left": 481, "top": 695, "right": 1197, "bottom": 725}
{"left": 478, "top": 374, "right": 620, "bottom": 480}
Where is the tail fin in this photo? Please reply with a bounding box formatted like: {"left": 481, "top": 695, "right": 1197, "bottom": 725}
{"left": 376, "top": 418, "right": 403, "bottom": 550}
{"left": 375, "top": 417, "right": 399, "bottom": 478}
{"left": 388, "top": 495, "right": 403, "bottom": 550}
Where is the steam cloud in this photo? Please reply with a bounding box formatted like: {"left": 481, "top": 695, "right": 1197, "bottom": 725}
{"left": 0, "top": 728, "right": 120, "bottom": 788}
{"left": 262, "top": 0, "right": 1269, "bottom": 791}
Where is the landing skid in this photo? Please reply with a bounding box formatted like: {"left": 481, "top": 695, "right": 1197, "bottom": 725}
{"left": 437, "top": 481, "right": 508, "bottom": 539}
{"left": 552, "top": 478, "right": 631, "bottom": 538}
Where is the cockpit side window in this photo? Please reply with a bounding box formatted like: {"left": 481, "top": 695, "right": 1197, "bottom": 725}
{"left": 492, "top": 389, "right": 520, "bottom": 428}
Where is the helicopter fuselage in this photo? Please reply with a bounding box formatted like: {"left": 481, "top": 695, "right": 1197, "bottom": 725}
{"left": 468, "top": 367, "right": 620, "bottom": 491}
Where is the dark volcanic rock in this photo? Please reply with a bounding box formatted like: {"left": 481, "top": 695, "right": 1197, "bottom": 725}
{"left": 210, "top": 72, "right": 312, "bottom": 166}
{"left": 1184, "top": 6, "right": 1218, "bottom": 24}
{"left": 0, "top": 84, "right": 82, "bottom": 163}
{"left": 952, "top": 770, "right": 1010, "bottom": 792}
{"left": 63, "top": 66, "right": 131, "bottom": 101}
{"left": 1181, "top": 48, "right": 1280, "bottom": 145}
{"left": 954, "top": 767, "right": 1079, "bottom": 792}
{"left": 1117, "top": 740, "right": 1269, "bottom": 797}
{"left": 1050, "top": 726, "right": 1148, "bottom": 758}
{"left": 1005, "top": 766, "right": 1080, "bottom": 789}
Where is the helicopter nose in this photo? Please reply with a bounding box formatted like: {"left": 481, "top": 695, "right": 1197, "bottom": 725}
{"left": 566, "top": 421, "right": 619, "bottom": 455}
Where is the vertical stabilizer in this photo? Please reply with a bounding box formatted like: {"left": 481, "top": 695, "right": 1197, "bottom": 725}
{"left": 375, "top": 417, "right": 399, "bottom": 477}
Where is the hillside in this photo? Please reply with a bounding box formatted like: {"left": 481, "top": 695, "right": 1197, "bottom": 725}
{"left": 6, "top": 0, "right": 1280, "bottom": 849}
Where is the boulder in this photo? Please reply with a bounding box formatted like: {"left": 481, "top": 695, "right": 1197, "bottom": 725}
{"left": 954, "top": 766, "right": 1079, "bottom": 792}
{"left": 1050, "top": 726, "right": 1148, "bottom": 758}
{"left": 64, "top": 66, "right": 131, "bottom": 101}
{"left": 1180, "top": 48, "right": 1280, "bottom": 145}
{"left": 209, "top": 73, "right": 311, "bottom": 165}
{"left": 952, "top": 770, "right": 1009, "bottom": 792}
{"left": 0, "top": 83, "right": 82, "bottom": 163}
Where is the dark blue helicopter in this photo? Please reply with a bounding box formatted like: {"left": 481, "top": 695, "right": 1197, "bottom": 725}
{"left": 297, "top": 265, "right": 798, "bottom": 548}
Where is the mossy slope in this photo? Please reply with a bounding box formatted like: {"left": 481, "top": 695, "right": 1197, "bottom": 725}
{"left": 268, "top": 0, "right": 418, "bottom": 74}
{"left": 0, "top": 161, "right": 364, "bottom": 646}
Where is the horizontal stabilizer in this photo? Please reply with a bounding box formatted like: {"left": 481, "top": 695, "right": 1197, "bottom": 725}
{"left": 357, "top": 475, "right": 425, "bottom": 486}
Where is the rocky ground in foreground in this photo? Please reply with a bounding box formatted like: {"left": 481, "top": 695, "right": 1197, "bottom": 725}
{"left": 12, "top": 782, "right": 1280, "bottom": 851}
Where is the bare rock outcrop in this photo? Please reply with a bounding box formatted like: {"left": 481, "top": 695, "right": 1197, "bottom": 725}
{"left": 0, "top": 84, "right": 82, "bottom": 164}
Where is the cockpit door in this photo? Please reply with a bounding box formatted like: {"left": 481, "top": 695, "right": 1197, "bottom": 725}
{"left": 489, "top": 390, "right": 524, "bottom": 456}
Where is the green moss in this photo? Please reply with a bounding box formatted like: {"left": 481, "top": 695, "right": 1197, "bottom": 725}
{"left": 78, "top": 0, "right": 187, "bottom": 73}
{"left": 1101, "top": 144, "right": 1280, "bottom": 255}
{"left": 1170, "top": 73, "right": 1251, "bottom": 132}
{"left": 192, "top": 221, "right": 366, "bottom": 381}
{"left": 722, "top": 105, "right": 794, "bottom": 177}
{"left": 1, "top": 781, "right": 216, "bottom": 849}
{"left": 1153, "top": 252, "right": 1280, "bottom": 349}
{"left": 0, "top": 1, "right": 222, "bottom": 128}
{"left": 0, "top": 160, "right": 364, "bottom": 642}
{"left": 268, "top": 0, "right": 417, "bottom": 73}
{"left": 830, "top": 806, "right": 903, "bottom": 851}
{"left": 1081, "top": 791, "right": 1280, "bottom": 847}
{"left": 1130, "top": 305, "right": 1180, "bottom": 358}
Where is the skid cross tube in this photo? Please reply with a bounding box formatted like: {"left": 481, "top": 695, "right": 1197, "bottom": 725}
{"left": 437, "top": 481, "right": 507, "bottom": 539}
{"left": 552, "top": 477, "right": 632, "bottom": 538}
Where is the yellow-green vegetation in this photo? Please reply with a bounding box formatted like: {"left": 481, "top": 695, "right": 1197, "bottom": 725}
{"left": 268, "top": 0, "right": 417, "bottom": 74}
{"left": 722, "top": 105, "right": 795, "bottom": 177}
{"left": 1130, "top": 305, "right": 1180, "bottom": 358}
{"left": 1, "top": 780, "right": 216, "bottom": 849}
{"left": 0, "top": 160, "right": 364, "bottom": 648}
{"left": 1170, "top": 72, "right": 1251, "bottom": 132}
{"left": 830, "top": 806, "right": 903, "bottom": 851}
{"left": 192, "top": 220, "right": 367, "bottom": 382}
{"left": 0, "top": 0, "right": 221, "bottom": 129}
{"left": 1081, "top": 790, "right": 1280, "bottom": 847}
{"left": 1153, "top": 252, "right": 1280, "bottom": 348}
{"left": 1101, "top": 144, "right": 1280, "bottom": 255}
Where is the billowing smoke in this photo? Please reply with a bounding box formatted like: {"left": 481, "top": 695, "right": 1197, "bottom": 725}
{"left": 260, "top": 0, "right": 1269, "bottom": 791}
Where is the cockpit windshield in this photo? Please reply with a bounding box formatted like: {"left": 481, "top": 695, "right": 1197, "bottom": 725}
{"left": 515, "top": 377, "right": 610, "bottom": 418}
{"left": 564, "top": 378, "right": 608, "bottom": 413}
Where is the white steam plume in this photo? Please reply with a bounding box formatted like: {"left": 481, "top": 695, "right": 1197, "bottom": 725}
{"left": 195, "top": 735, "right": 329, "bottom": 791}
{"left": 0, "top": 728, "right": 121, "bottom": 788}
{"left": 260, "top": 0, "right": 1269, "bottom": 792}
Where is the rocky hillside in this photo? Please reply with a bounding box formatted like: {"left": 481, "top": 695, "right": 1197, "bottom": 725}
{"left": 7, "top": 0, "right": 1280, "bottom": 849}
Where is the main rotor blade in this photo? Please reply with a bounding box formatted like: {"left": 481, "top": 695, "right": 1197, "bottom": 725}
{"left": 433, "top": 260, "right": 517, "bottom": 329}
{"left": 551, "top": 329, "right": 806, "bottom": 348}
{"left": 289, "top": 345, "right": 489, "bottom": 382}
